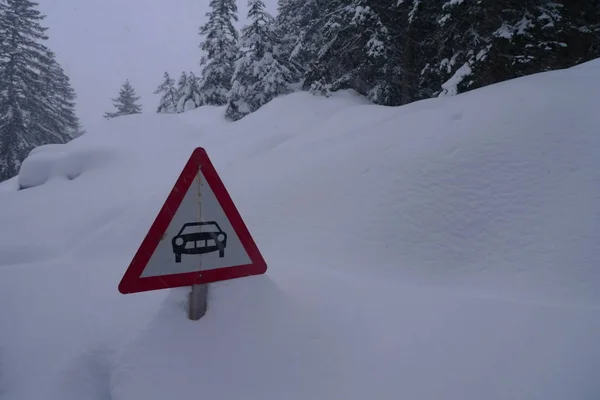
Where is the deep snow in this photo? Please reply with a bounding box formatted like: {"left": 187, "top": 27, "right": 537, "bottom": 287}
{"left": 1, "top": 59, "right": 599, "bottom": 400}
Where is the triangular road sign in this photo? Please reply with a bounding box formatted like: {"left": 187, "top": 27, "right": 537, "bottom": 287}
{"left": 118, "top": 147, "right": 267, "bottom": 294}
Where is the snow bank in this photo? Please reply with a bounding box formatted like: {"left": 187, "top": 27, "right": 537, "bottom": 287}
{"left": 111, "top": 273, "right": 600, "bottom": 400}
{"left": 0, "top": 60, "right": 599, "bottom": 400}
{"left": 17, "top": 145, "right": 121, "bottom": 190}
{"left": 224, "top": 62, "right": 600, "bottom": 306}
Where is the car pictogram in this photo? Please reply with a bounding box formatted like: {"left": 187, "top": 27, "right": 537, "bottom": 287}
{"left": 172, "top": 221, "right": 228, "bottom": 263}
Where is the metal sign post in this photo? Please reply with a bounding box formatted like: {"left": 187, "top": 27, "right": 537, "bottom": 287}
{"left": 189, "top": 171, "right": 208, "bottom": 321}
{"left": 189, "top": 283, "right": 208, "bottom": 320}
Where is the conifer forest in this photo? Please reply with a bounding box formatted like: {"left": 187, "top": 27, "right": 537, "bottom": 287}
{"left": 1, "top": 0, "right": 599, "bottom": 181}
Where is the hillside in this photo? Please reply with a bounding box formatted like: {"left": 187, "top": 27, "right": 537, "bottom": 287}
{"left": 0, "top": 59, "right": 599, "bottom": 400}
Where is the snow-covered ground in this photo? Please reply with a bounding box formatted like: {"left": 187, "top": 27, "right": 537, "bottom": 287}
{"left": 1, "top": 59, "right": 599, "bottom": 400}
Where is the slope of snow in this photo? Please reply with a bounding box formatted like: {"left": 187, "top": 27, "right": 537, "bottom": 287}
{"left": 0, "top": 60, "right": 599, "bottom": 400}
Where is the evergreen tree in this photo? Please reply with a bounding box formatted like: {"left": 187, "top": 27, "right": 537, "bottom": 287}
{"left": 303, "top": 0, "right": 404, "bottom": 105}
{"left": 226, "top": 0, "right": 294, "bottom": 121}
{"left": 104, "top": 79, "right": 142, "bottom": 119}
{"left": 176, "top": 71, "right": 203, "bottom": 113}
{"left": 39, "top": 50, "right": 80, "bottom": 135}
{"left": 176, "top": 71, "right": 188, "bottom": 98}
{"left": 70, "top": 122, "right": 86, "bottom": 139}
{"left": 368, "top": 0, "right": 422, "bottom": 105}
{"left": 273, "top": 0, "right": 597, "bottom": 107}
{"left": 586, "top": 1, "right": 600, "bottom": 58}
{"left": 0, "top": 0, "right": 79, "bottom": 182}
{"left": 274, "top": 0, "right": 320, "bottom": 81}
{"left": 154, "top": 72, "right": 179, "bottom": 113}
{"left": 403, "top": 0, "right": 445, "bottom": 101}
{"left": 433, "top": 0, "right": 571, "bottom": 97}
{"left": 198, "top": 0, "right": 239, "bottom": 106}
{"left": 432, "top": 0, "right": 496, "bottom": 97}
{"left": 562, "top": 0, "right": 600, "bottom": 65}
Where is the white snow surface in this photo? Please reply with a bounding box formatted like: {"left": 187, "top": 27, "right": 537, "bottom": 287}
{"left": 1, "top": 60, "right": 600, "bottom": 400}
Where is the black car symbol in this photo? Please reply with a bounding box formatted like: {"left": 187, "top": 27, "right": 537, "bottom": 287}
{"left": 172, "top": 221, "right": 228, "bottom": 263}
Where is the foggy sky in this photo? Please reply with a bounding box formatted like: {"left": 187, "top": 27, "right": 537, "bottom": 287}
{"left": 39, "top": 0, "right": 279, "bottom": 131}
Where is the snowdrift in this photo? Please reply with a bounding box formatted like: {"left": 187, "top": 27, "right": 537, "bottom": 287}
{"left": 0, "top": 59, "right": 599, "bottom": 400}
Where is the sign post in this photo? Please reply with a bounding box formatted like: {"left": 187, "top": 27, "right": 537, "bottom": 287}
{"left": 118, "top": 147, "right": 267, "bottom": 320}
{"left": 189, "top": 167, "right": 207, "bottom": 320}
{"left": 189, "top": 284, "right": 208, "bottom": 320}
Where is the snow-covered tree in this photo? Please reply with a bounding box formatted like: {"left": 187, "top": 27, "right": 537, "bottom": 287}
{"left": 70, "top": 122, "right": 86, "bottom": 139}
{"left": 400, "top": 0, "right": 444, "bottom": 101}
{"left": 0, "top": 0, "right": 79, "bottom": 181}
{"left": 584, "top": 1, "right": 600, "bottom": 58}
{"left": 176, "top": 71, "right": 188, "bottom": 97}
{"left": 303, "top": 0, "right": 403, "bottom": 105}
{"left": 198, "top": 0, "right": 239, "bottom": 106}
{"left": 562, "top": 0, "right": 600, "bottom": 65}
{"left": 274, "top": 0, "right": 320, "bottom": 80}
{"left": 427, "top": 0, "right": 491, "bottom": 97}
{"left": 154, "top": 72, "right": 179, "bottom": 113}
{"left": 104, "top": 79, "right": 142, "bottom": 119}
{"left": 433, "top": 0, "right": 573, "bottom": 97}
{"left": 225, "top": 0, "right": 294, "bottom": 121}
{"left": 176, "top": 71, "right": 203, "bottom": 113}
{"left": 272, "top": 0, "right": 597, "bottom": 106}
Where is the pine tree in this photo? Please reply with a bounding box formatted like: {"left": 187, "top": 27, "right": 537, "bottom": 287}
{"left": 154, "top": 72, "right": 179, "bottom": 113}
{"left": 40, "top": 50, "right": 80, "bottom": 135}
{"left": 432, "top": 0, "right": 572, "bottom": 97}
{"left": 104, "top": 79, "right": 142, "bottom": 119}
{"left": 176, "top": 71, "right": 203, "bottom": 113}
{"left": 432, "top": 0, "right": 494, "bottom": 97}
{"left": 402, "top": 0, "right": 445, "bottom": 101}
{"left": 0, "top": 0, "right": 79, "bottom": 182}
{"left": 508, "top": 2, "right": 567, "bottom": 73}
{"left": 562, "top": 0, "right": 600, "bottom": 65}
{"left": 303, "top": 0, "right": 402, "bottom": 105}
{"left": 586, "top": 1, "right": 600, "bottom": 58}
{"left": 176, "top": 71, "right": 188, "bottom": 97}
{"left": 367, "top": 0, "right": 417, "bottom": 105}
{"left": 70, "top": 122, "right": 86, "bottom": 139}
{"left": 276, "top": 0, "right": 596, "bottom": 106}
{"left": 274, "top": 0, "right": 320, "bottom": 81}
{"left": 225, "top": 0, "right": 294, "bottom": 121}
{"left": 198, "top": 0, "right": 239, "bottom": 106}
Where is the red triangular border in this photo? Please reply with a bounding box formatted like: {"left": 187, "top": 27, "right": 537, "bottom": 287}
{"left": 118, "top": 147, "right": 267, "bottom": 294}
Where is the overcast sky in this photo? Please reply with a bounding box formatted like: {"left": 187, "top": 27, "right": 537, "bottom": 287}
{"left": 39, "top": 0, "right": 279, "bottom": 131}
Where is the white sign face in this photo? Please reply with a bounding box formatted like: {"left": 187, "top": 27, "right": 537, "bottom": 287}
{"left": 140, "top": 171, "right": 252, "bottom": 278}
